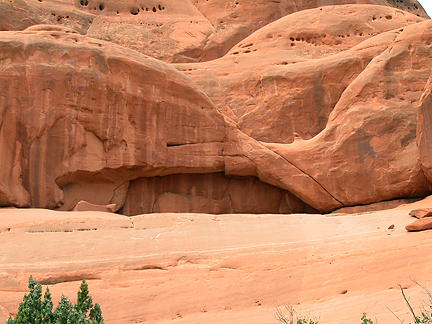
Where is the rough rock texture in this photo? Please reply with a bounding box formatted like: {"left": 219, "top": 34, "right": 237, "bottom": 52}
{"left": 2, "top": 202, "right": 432, "bottom": 323}
{"left": 418, "top": 72, "right": 432, "bottom": 183}
{"left": 0, "top": 0, "right": 428, "bottom": 63}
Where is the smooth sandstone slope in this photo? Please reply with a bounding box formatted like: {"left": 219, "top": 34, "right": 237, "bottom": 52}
{"left": 0, "top": 0, "right": 428, "bottom": 62}
{"left": 1, "top": 200, "right": 432, "bottom": 324}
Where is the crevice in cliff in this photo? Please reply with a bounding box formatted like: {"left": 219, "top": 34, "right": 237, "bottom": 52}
{"left": 268, "top": 148, "right": 343, "bottom": 207}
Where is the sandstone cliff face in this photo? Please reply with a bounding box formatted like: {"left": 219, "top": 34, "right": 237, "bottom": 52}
{"left": 0, "top": 25, "right": 226, "bottom": 210}
{"left": 0, "top": 1, "right": 432, "bottom": 214}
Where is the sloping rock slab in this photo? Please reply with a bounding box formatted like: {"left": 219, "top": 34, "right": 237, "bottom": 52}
{"left": 406, "top": 217, "right": 432, "bottom": 231}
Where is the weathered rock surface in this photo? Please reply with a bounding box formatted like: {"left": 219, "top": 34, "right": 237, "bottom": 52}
{"left": 1, "top": 203, "right": 432, "bottom": 323}
{"left": 263, "top": 19, "right": 432, "bottom": 208}
{"left": 0, "top": 0, "right": 428, "bottom": 63}
{"left": 0, "top": 26, "right": 226, "bottom": 210}
{"left": 418, "top": 71, "right": 432, "bottom": 183}
{"left": 178, "top": 5, "right": 425, "bottom": 143}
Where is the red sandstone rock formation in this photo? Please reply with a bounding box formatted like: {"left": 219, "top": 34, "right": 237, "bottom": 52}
{"left": 0, "top": 25, "right": 226, "bottom": 210}
{"left": 1, "top": 2, "right": 432, "bottom": 214}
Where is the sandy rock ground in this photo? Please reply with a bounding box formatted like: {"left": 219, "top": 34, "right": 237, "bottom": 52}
{"left": 1, "top": 197, "right": 432, "bottom": 324}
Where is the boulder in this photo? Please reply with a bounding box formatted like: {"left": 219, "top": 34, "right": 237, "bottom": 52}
{"left": 72, "top": 201, "right": 116, "bottom": 213}
{"left": 409, "top": 208, "right": 432, "bottom": 218}
{"left": 406, "top": 217, "right": 432, "bottom": 231}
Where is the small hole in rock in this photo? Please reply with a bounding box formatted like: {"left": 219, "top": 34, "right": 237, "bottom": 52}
{"left": 130, "top": 8, "right": 139, "bottom": 15}
{"left": 152, "top": 7, "right": 156, "bottom": 12}
{"left": 99, "top": 3, "right": 105, "bottom": 10}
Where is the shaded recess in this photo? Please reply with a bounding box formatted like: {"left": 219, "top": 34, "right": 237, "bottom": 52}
{"left": 122, "top": 173, "right": 317, "bottom": 215}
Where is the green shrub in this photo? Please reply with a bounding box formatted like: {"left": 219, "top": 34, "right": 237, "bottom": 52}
{"left": 361, "top": 313, "right": 375, "bottom": 324}
{"left": 6, "top": 276, "right": 103, "bottom": 324}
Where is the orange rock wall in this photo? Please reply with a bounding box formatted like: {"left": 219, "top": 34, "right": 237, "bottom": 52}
{"left": 1, "top": 0, "right": 432, "bottom": 214}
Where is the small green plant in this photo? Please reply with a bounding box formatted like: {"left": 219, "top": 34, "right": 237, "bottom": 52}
{"left": 395, "top": 282, "right": 432, "bottom": 324}
{"left": 274, "top": 305, "right": 319, "bottom": 324}
{"left": 361, "top": 313, "right": 375, "bottom": 324}
{"left": 6, "top": 276, "right": 103, "bottom": 324}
